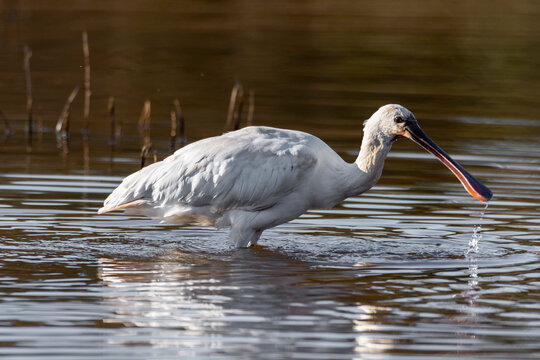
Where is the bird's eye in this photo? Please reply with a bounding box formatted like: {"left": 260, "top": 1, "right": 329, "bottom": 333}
{"left": 394, "top": 116, "right": 404, "bottom": 124}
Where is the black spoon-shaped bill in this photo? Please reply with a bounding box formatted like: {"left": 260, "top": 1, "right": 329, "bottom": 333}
{"left": 403, "top": 122, "right": 493, "bottom": 202}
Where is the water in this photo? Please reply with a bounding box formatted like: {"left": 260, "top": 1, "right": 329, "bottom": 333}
{"left": 1, "top": 1, "right": 540, "bottom": 359}
{"left": 466, "top": 203, "right": 488, "bottom": 256}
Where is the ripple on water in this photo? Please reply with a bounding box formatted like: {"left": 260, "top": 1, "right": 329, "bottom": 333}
{"left": 0, "top": 132, "right": 539, "bottom": 359}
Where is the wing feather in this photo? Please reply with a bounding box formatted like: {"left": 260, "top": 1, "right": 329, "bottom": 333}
{"left": 98, "top": 127, "right": 319, "bottom": 220}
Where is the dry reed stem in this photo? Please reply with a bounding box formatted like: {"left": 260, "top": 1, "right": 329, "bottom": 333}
{"left": 247, "top": 89, "right": 254, "bottom": 127}
{"left": 108, "top": 96, "right": 116, "bottom": 146}
{"left": 138, "top": 100, "right": 152, "bottom": 168}
{"left": 232, "top": 85, "right": 244, "bottom": 131}
{"left": 138, "top": 99, "right": 151, "bottom": 140}
{"left": 82, "top": 31, "right": 91, "bottom": 136}
{"left": 23, "top": 45, "right": 33, "bottom": 150}
{"left": 224, "top": 85, "right": 238, "bottom": 131}
{"left": 140, "top": 144, "right": 154, "bottom": 168}
{"left": 170, "top": 110, "right": 177, "bottom": 152}
{"left": 224, "top": 82, "right": 245, "bottom": 132}
{"left": 56, "top": 84, "right": 81, "bottom": 153}
{"left": 173, "top": 98, "right": 185, "bottom": 144}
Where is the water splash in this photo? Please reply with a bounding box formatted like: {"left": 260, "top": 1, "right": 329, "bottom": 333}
{"left": 460, "top": 202, "right": 489, "bottom": 302}
{"left": 465, "top": 202, "right": 489, "bottom": 257}
{"left": 455, "top": 202, "right": 489, "bottom": 302}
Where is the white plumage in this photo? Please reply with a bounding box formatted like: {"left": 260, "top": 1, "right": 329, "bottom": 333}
{"left": 99, "top": 104, "right": 492, "bottom": 248}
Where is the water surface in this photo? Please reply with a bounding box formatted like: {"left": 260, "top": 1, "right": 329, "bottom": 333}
{"left": 1, "top": 1, "right": 539, "bottom": 359}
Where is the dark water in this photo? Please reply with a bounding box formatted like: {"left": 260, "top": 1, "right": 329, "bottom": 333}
{"left": 1, "top": 1, "right": 540, "bottom": 359}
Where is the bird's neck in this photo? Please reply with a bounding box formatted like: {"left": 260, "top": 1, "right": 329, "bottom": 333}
{"left": 310, "top": 130, "right": 393, "bottom": 206}
{"left": 352, "top": 131, "right": 393, "bottom": 191}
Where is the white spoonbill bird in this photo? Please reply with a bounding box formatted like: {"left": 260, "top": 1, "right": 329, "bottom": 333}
{"left": 98, "top": 104, "right": 492, "bottom": 248}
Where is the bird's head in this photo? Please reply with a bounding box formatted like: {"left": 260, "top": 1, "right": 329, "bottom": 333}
{"left": 365, "top": 104, "right": 493, "bottom": 202}
{"left": 364, "top": 104, "right": 418, "bottom": 143}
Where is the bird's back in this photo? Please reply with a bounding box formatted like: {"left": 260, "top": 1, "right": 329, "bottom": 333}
{"left": 99, "top": 126, "right": 326, "bottom": 225}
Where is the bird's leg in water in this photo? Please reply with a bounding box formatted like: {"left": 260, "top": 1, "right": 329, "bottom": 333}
{"left": 247, "top": 230, "right": 263, "bottom": 247}
{"left": 230, "top": 226, "right": 263, "bottom": 248}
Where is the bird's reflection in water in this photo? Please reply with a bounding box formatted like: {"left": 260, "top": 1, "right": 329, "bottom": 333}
{"left": 97, "top": 248, "right": 394, "bottom": 357}
{"left": 99, "top": 252, "right": 231, "bottom": 350}
{"left": 353, "top": 305, "right": 393, "bottom": 355}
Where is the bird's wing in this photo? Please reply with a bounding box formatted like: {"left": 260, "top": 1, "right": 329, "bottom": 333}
{"left": 99, "top": 127, "right": 318, "bottom": 215}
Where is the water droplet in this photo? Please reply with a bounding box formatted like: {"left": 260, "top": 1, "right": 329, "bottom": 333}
{"left": 465, "top": 202, "right": 488, "bottom": 257}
